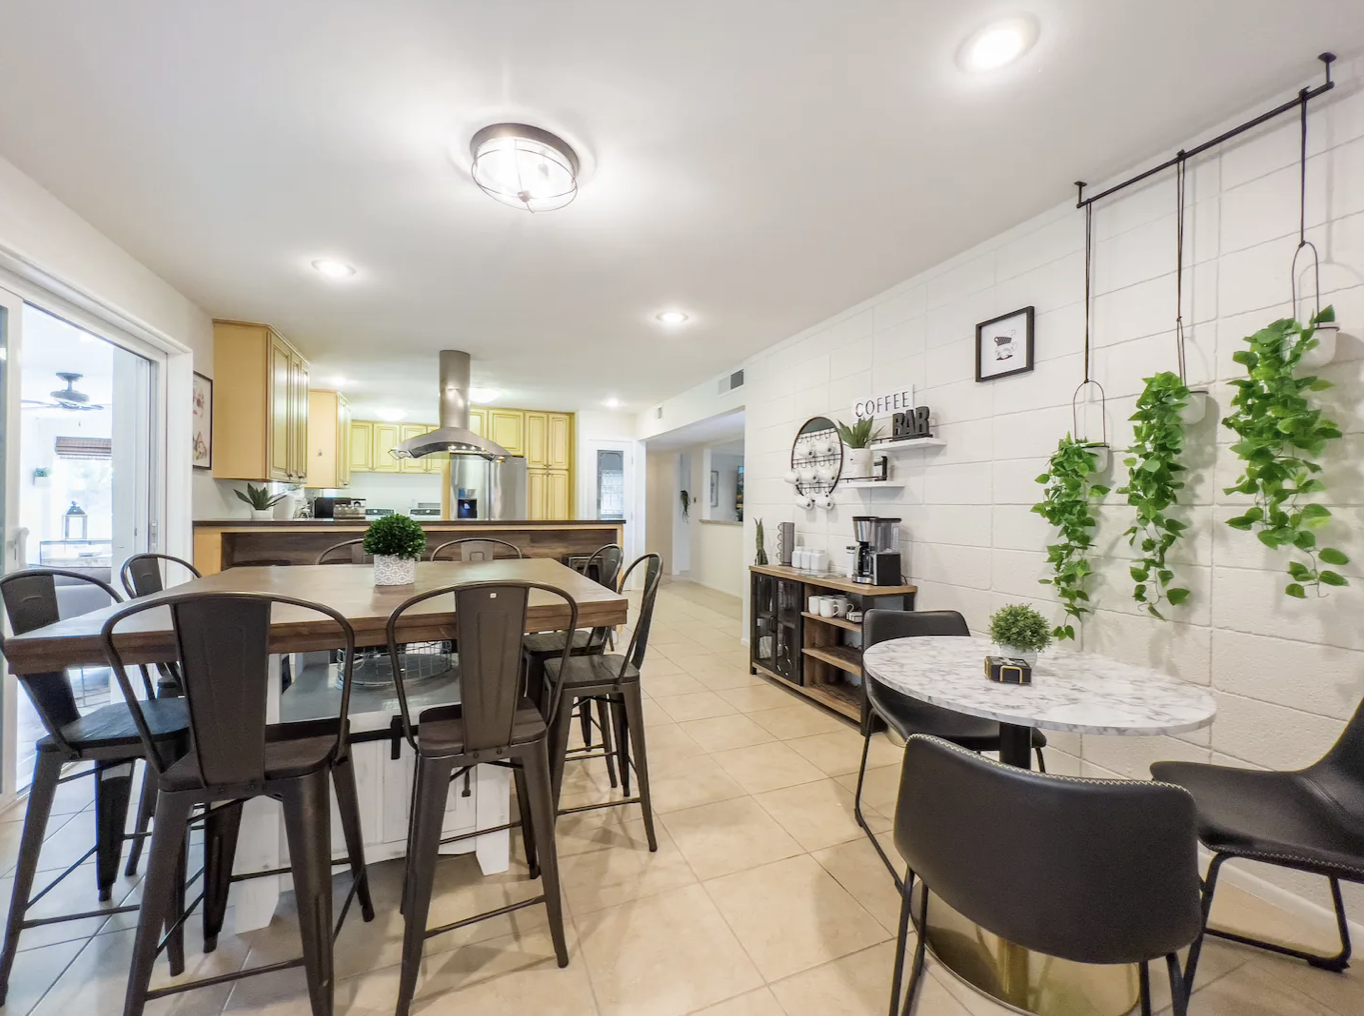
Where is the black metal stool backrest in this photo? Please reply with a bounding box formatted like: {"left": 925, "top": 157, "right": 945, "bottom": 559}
{"left": 861, "top": 609, "right": 968, "bottom": 729}
{"left": 581, "top": 544, "right": 624, "bottom": 591}
{"left": 897, "top": 734, "right": 1202, "bottom": 964}
{"left": 100, "top": 592, "right": 357, "bottom": 788}
{"left": 0, "top": 568, "right": 130, "bottom": 751}
{"left": 429, "top": 538, "right": 523, "bottom": 562}
{"left": 386, "top": 581, "right": 577, "bottom": 754}
{"left": 316, "top": 539, "right": 369, "bottom": 566}
{"left": 120, "top": 553, "right": 201, "bottom": 599}
{"left": 615, "top": 553, "right": 662, "bottom": 677}
{"left": 1305, "top": 696, "right": 1364, "bottom": 815}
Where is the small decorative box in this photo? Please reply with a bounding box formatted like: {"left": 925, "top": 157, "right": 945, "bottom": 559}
{"left": 985, "top": 655, "right": 1032, "bottom": 685}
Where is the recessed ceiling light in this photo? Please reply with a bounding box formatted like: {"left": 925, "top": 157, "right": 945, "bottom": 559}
{"left": 468, "top": 387, "right": 500, "bottom": 403}
{"left": 329, "top": 376, "right": 350, "bottom": 388}
{"left": 603, "top": 397, "right": 622, "bottom": 409}
{"left": 958, "top": 16, "right": 1039, "bottom": 73}
{"left": 374, "top": 408, "right": 407, "bottom": 422}
{"left": 312, "top": 259, "right": 356, "bottom": 278}
{"left": 469, "top": 123, "right": 580, "bottom": 212}
{"left": 655, "top": 310, "right": 690, "bottom": 326}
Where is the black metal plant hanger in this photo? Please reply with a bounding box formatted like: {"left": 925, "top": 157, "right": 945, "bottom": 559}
{"left": 1070, "top": 199, "right": 1108, "bottom": 447}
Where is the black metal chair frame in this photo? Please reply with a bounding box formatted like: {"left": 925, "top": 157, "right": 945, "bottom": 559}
{"left": 385, "top": 580, "right": 577, "bottom": 1016}
{"left": 891, "top": 735, "right": 1201, "bottom": 1016}
{"left": 0, "top": 568, "right": 178, "bottom": 1006}
{"left": 428, "top": 537, "right": 524, "bottom": 561}
{"left": 854, "top": 610, "right": 1048, "bottom": 891}
{"left": 545, "top": 553, "right": 661, "bottom": 848}
{"left": 101, "top": 591, "right": 375, "bottom": 1016}
{"left": 119, "top": 552, "right": 202, "bottom": 599}
{"left": 315, "top": 538, "right": 368, "bottom": 565}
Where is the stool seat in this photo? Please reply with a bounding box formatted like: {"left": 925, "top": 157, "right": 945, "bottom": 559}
{"left": 523, "top": 630, "right": 595, "bottom": 655}
{"left": 414, "top": 701, "right": 547, "bottom": 756}
{"left": 41, "top": 698, "right": 189, "bottom": 754}
{"left": 545, "top": 654, "right": 640, "bottom": 688}
{"left": 160, "top": 734, "right": 337, "bottom": 792}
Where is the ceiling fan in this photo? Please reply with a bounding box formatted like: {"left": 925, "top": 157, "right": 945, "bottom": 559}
{"left": 23, "top": 372, "right": 106, "bottom": 412}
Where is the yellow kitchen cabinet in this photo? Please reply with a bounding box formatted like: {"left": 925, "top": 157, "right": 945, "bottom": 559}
{"left": 349, "top": 420, "right": 373, "bottom": 472}
{"left": 524, "top": 412, "right": 548, "bottom": 468}
{"left": 469, "top": 408, "right": 485, "bottom": 436}
{"left": 399, "top": 423, "right": 431, "bottom": 473}
{"left": 547, "top": 469, "right": 571, "bottom": 519}
{"left": 305, "top": 390, "right": 352, "bottom": 489}
{"left": 488, "top": 410, "right": 524, "bottom": 455}
{"left": 527, "top": 469, "right": 548, "bottom": 521}
{"left": 372, "top": 423, "right": 400, "bottom": 472}
{"left": 548, "top": 413, "right": 572, "bottom": 470}
{"left": 212, "top": 320, "right": 310, "bottom": 482}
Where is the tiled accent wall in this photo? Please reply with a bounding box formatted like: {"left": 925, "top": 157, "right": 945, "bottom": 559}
{"left": 719, "top": 61, "right": 1364, "bottom": 913}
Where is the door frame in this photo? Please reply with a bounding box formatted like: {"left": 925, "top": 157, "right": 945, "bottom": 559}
{"left": 0, "top": 283, "right": 23, "bottom": 808}
{"left": 579, "top": 439, "right": 641, "bottom": 561}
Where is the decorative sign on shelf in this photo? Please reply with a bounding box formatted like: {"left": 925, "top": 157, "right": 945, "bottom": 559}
{"left": 892, "top": 407, "right": 933, "bottom": 440}
{"left": 852, "top": 383, "right": 934, "bottom": 440}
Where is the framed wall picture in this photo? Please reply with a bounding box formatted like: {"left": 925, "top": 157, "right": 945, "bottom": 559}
{"left": 709, "top": 470, "right": 720, "bottom": 507}
{"left": 976, "top": 306, "right": 1035, "bottom": 382}
{"left": 192, "top": 371, "right": 213, "bottom": 469}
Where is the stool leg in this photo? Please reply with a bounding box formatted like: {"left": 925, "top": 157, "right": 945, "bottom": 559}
{"left": 548, "top": 692, "right": 577, "bottom": 807}
{"left": 513, "top": 764, "right": 539, "bottom": 879}
{"left": 620, "top": 683, "right": 657, "bottom": 852}
{"left": 596, "top": 698, "right": 619, "bottom": 789}
{"left": 609, "top": 692, "right": 631, "bottom": 797}
{"left": 201, "top": 801, "right": 243, "bottom": 952}
{"left": 281, "top": 770, "right": 335, "bottom": 1016}
{"left": 94, "top": 760, "right": 135, "bottom": 901}
{"left": 521, "top": 741, "right": 569, "bottom": 968}
{"left": 331, "top": 753, "right": 375, "bottom": 922}
{"left": 124, "top": 791, "right": 193, "bottom": 1016}
{"left": 397, "top": 755, "right": 454, "bottom": 1016}
{"left": 0, "top": 750, "right": 61, "bottom": 1005}
{"left": 124, "top": 760, "right": 158, "bottom": 876}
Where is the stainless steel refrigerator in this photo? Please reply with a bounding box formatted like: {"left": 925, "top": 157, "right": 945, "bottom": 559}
{"left": 450, "top": 454, "right": 528, "bottom": 520}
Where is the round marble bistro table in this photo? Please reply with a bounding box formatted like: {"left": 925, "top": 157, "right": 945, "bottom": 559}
{"left": 861, "top": 635, "right": 1217, "bottom": 1016}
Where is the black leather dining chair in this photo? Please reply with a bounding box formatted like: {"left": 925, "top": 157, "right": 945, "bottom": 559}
{"left": 1153, "top": 697, "right": 1364, "bottom": 988}
{"left": 892, "top": 735, "right": 1203, "bottom": 1016}
{"left": 856, "top": 609, "right": 1047, "bottom": 887}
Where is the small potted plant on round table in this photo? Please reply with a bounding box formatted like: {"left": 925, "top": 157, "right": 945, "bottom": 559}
{"left": 363, "top": 513, "right": 426, "bottom": 586}
{"left": 988, "top": 603, "right": 1053, "bottom": 665}
{"left": 235, "top": 482, "right": 285, "bottom": 521}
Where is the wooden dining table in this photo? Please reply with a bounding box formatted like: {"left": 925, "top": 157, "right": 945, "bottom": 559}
{"left": 2, "top": 558, "right": 629, "bottom": 933}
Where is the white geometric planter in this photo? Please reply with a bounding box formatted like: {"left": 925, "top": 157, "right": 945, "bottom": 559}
{"left": 374, "top": 554, "right": 418, "bottom": 586}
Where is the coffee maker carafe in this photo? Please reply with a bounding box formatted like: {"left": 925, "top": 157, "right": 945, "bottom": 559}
{"left": 852, "top": 516, "right": 901, "bottom": 585}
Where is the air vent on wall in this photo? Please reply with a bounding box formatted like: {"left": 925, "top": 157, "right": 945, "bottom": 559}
{"left": 718, "top": 369, "right": 745, "bottom": 394}
{"left": 655, "top": 406, "right": 664, "bottom": 420}
{"left": 54, "top": 436, "right": 112, "bottom": 460}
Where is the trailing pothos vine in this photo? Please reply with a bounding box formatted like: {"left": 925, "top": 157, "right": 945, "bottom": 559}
{"left": 1032, "top": 436, "right": 1109, "bottom": 640}
{"left": 1118, "top": 372, "right": 1192, "bottom": 618}
{"left": 1223, "top": 307, "right": 1349, "bottom": 598}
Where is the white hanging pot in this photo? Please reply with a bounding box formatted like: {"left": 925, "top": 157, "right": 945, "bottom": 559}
{"left": 1300, "top": 322, "right": 1338, "bottom": 369}
{"left": 1083, "top": 444, "right": 1110, "bottom": 473}
{"left": 373, "top": 554, "right": 418, "bottom": 586}
{"left": 1180, "top": 390, "right": 1209, "bottom": 426}
{"left": 845, "top": 447, "right": 872, "bottom": 478}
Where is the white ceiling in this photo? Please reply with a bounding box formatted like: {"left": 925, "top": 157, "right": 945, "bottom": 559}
{"left": 0, "top": 2, "right": 1360, "bottom": 419}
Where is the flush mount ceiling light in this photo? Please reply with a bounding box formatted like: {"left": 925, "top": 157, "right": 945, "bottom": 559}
{"left": 311, "top": 258, "right": 356, "bottom": 278}
{"left": 603, "top": 397, "right": 622, "bottom": 409}
{"left": 469, "top": 123, "right": 580, "bottom": 212}
{"left": 655, "top": 310, "right": 690, "bottom": 326}
{"left": 374, "top": 408, "right": 408, "bottom": 422}
{"left": 468, "top": 386, "right": 500, "bottom": 403}
{"left": 958, "top": 16, "right": 1039, "bottom": 73}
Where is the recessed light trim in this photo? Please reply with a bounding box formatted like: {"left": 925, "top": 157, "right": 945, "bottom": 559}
{"left": 603, "top": 397, "right": 622, "bottom": 409}
{"left": 655, "top": 310, "right": 690, "bottom": 326}
{"left": 312, "top": 259, "right": 356, "bottom": 278}
{"left": 468, "top": 387, "right": 500, "bottom": 403}
{"left": 958, "top": 16, "right": 1039, "bottom": 73}
{"left": 470, "top": 123, "right": 580, "bottom": 213}
{"left": 374, "top": 408, "right": 408, "bottom": 422}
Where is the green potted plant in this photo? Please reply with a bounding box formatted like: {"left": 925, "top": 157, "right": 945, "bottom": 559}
{"left": 754, "top": 517, "right": 768, "bottom": 565}
{"left": 988, "top": 603, "right": 1053, "bottom": 665}
{"left": 836, "top": 418, "right": 883, "bottom": 478}
{"left": 363, "top": 513, "right": 427, "bottom": 586}
{"left": 234, "top": 482, "right": 285, "bottom": 521}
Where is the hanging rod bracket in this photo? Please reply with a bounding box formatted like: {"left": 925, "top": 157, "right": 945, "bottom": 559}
{"left": 1076, "top": 54, "right": 1337, "bottom": 209}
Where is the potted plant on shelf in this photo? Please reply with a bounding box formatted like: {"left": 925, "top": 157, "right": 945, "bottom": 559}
{"left": 988, "top": 603, "right": 1053, "bottom": 665}
{"left": 363, "top": 513, "right": 427, "bottom": 586}
{"left": 235, "top": 482, "right": 285, "bottom": 521}
{"left": 836, "top": 418, "right": 882, "bottom": 478}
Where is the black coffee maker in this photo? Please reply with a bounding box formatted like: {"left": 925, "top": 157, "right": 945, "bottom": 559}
{"left": 852, "top": 516, "right": 902, "bottom": 585}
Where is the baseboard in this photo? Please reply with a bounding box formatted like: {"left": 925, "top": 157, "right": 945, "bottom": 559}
{"left": 1204, "top": 848, "right": 1364, "bottom": 942}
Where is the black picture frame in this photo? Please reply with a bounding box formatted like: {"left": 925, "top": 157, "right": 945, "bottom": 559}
{"left": 192, "top": 371, "right": 213, "bottom": 470}
{"left": 975, "top": 306, "right": 1035, "bottom": 382}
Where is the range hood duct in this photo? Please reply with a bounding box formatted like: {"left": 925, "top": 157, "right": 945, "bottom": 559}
{"left": 392, "top": 350, "right": 511, "bottom": 462}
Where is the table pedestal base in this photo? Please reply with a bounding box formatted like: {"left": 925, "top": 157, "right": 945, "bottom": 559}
{"left": 910, "top": 882, "right": 1140, "bottom": 1016}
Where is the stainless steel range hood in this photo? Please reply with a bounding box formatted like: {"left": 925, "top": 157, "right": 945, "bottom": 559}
{"left": 392, "top": 350, "right": 510, "bottom": 462}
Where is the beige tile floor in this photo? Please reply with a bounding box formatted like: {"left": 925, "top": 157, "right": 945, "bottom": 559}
{"left": 2, "top": 578, "right": 1362, "bottom": 1016}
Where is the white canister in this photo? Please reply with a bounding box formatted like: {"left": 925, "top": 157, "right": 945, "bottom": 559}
{"left": 811, "top": 549, "right": 829, "bottom": 573}
{"left": 793, "top": 548, "right": 808, "bottom": 570}
{"left": 844, "top": 546, "right": 858, "bottom": 578}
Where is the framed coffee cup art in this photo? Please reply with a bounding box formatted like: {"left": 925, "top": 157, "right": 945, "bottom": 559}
{"left": 975, "top": 306, "right": 1034, "bottom": 382}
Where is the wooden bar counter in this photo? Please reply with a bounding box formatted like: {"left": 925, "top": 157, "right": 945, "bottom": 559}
{"left": 192, "top": 518, "right": 625, "bottom": 575}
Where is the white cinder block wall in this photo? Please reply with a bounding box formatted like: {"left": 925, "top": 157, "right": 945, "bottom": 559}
{"left": 658, "top": 59, "right": 1364, "bottom": 918}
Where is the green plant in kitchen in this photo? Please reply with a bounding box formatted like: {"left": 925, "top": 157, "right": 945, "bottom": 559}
{"left": 754, "top": 517, "right": 769, "bottom": 566}
{"left": 679, "top": 490, "right": 691, "bottom": 519}
{"left": 1032, "top": 436, "right": 1110, "bottom": 640}
{"left": 988, "top": 603, "right": 1053, "bottom": 654}
{"left": 1118, "top": 372, "right": 1192, "bottom": 618}
{"left": 234, "top": 482, "right": 285, "bottom": 511}
{"left": 835, "top": 417, "right": 882, "bottom": 449}
{"left": 1223, "top": 308, "right": 1348, "bottom": 598}
{"left": 362, "top": 513, "right": 427, "bottom": 560}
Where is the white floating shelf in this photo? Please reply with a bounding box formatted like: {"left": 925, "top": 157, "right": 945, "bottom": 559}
{"left": 871, "top": 438, "right": 946, "bottom": 452}
{"left": 840, "top": 480, "right": 906, "bottom": 490}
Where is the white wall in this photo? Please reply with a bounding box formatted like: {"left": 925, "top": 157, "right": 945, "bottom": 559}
{"left": 660, "top": 59, "right": 1364, "bottom": 918}
{"left": 575, "top": 409, "right": 644, "bottom": 559}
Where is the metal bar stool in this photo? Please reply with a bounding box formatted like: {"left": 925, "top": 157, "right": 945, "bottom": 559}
{"left": 544, "top": 553, "right": 662, "bottom": 846}
{"left": 119, "top": 552, "right": 201, "bottom": 599}
{"left": 428, "top": 537, "right": 523, "bottom": 561}
{"left": 102, "top": 591, "right": 375, "bottom": 1016}
{"left": 385, "top": 580, "right": 577, "bottom": 1016}
{"left": 315, "top": 539, "right": 369, "bottom": 565}
{"left": 0, "top": 568, "right": 190, "bottom": 1006}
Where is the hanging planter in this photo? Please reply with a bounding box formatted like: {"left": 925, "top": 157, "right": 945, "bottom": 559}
{"left": 1290, "top": 89, "right": 1340, "bottom": 369}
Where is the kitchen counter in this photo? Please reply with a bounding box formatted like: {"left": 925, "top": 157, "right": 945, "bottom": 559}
{"left": 192, "top": 518, "right": 626, "bottom": 575}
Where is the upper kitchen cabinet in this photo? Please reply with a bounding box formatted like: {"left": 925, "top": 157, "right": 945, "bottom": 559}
{"left": 305, "top": 389, "right": 352, "bottom": 489}
{"left": 548, "top": 412, "right": 572, "bottom": 470}
{"left": 399, "top": 423, "right": 435, "bottom": 473}
{"left": 487, "top": 410, "right": 524, "bottom": 455}
{"left": 525, "top": 411, "right": 548, "bottom": 468}
{"left": 371, "top": 422, "right": 401, "bottom": 473}
{"left": 469, "top": 408, "right": 485, "bottom": 436}
{"left": 212, "top": 321, "right": 311, "bottom": 482}
{"left": 349, "top": 420, "right": 373, "bottom": 473}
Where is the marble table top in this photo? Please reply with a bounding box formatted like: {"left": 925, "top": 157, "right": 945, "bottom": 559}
{"left": 861, "top": 635, "right": 1217, "bottom": 736}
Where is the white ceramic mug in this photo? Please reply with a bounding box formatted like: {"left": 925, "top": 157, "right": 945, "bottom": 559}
{"left": 834, "top": 597, "right": 852, "bottom": 617}
{"left": 808, "top": 595, "right": 822, "bottom": 614}
{"left": 819, "top": 596, "right": 837, "bottom": 618}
